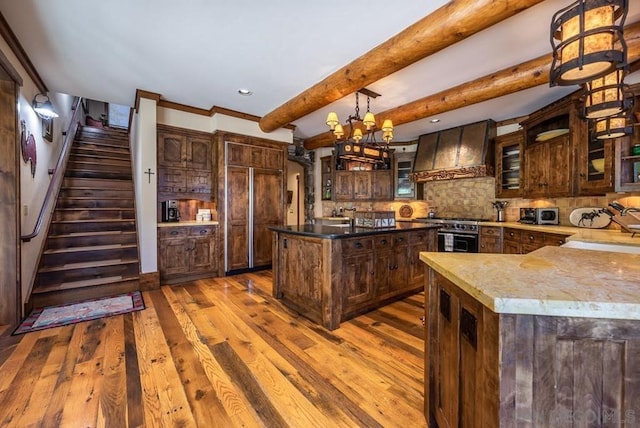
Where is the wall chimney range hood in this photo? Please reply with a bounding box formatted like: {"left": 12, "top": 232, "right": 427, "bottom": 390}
{"left": 411, "top": 119, "right": 496, "bottom": 182}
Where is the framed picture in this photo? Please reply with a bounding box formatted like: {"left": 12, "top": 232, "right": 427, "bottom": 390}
{"left": 42, "top": 117, "right": 53, "bottom": 142}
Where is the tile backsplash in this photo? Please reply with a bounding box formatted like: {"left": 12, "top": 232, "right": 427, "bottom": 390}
{"left": 322, "top": 177, "right": 640, "bottom": 229}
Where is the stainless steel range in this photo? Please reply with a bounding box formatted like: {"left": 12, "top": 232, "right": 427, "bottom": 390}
{"left": 414, "top": 217, "right": 486, "bottom": 252}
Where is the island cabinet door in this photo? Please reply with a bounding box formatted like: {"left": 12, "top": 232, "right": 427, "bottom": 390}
{"left": 342, "top": 252, "right": 375, "bottom": 308}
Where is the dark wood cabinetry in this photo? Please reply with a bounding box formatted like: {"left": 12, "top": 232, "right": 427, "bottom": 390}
{"left": 224, "top": 139, "right": 286, "bottom": 274}
{"left": 502, "top": 227, "right": 567, "bottom": 254}
{"left": 495, "top": 131, "right": 523, "bottom": 198}
{"left": 394, "top": 152, "right": 415, "bottom": 199}
{"left": 272, "top": 226, "right": 436, "bottom": 330}
{"left": 479, "top": 226, "right": 502, "bottom": 253}
{"left": 428, "top": 272, "right": 492, "bottom": 428}
{"left": 615, "top": 84, "right": 640, "bottom": 192}
{"left": 323, "top": 155, "right": 393, "bottom": 201}
{"left": 158, "top": 225, "right": 218, "bottom": 283}
{"left": 157, "top": 126, "right": 214, "bottom": 201}
{"left": 523, "top": 135, "right": 572, "bottom": 198}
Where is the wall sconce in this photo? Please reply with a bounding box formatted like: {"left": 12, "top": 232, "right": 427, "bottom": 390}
{"left": 32, "top": 93, "right": 59, "bottom": 119}
{"left": 550, "top": 0, "right": 628, "bottom": 86}
{"left": 583, "top": 69, "right": 631, "bottom": 119}
{"left": 594, "top": 113, "right": 633, "bottom": 139}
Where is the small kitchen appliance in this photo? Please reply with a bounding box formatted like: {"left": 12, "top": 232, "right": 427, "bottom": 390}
{"left": 519, "top": 207, "right": 559, "bottom": 225}
{"left": 161, "top": 200, "right": 180, "bottom": 222}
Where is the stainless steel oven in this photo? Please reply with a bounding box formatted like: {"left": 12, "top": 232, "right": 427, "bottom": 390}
{"left": 414, "top": 218, "right": 481, "bottom": 253}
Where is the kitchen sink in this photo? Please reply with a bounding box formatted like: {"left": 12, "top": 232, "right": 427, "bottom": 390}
{"left": 561, "top": 240, "right": 640, "bottom": 254}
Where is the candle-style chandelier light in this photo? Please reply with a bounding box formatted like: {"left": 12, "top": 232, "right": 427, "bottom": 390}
{"left": 325, "top": 89, "right": 393, "bottom": 166}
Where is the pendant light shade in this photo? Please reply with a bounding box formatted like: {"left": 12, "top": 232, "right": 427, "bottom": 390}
{"left": 594, "top": 114, "right": 632, "bottom": 139}
{"left": 584, "top": 69, "right": 630, "bottom": 119}
{"left": 550, "top": 0, "right": 628, "bottom": 86}
{"left": 32, "top": 93, "right": 59, "bottom": 119}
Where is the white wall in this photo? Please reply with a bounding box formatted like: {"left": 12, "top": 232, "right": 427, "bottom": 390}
{"left": 132, "top": 98, "right": 158, "bottom": 273}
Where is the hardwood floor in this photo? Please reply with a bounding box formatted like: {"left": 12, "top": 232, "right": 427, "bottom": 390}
{"left": 0, "top": 270, "right": 427, "bottom": 427}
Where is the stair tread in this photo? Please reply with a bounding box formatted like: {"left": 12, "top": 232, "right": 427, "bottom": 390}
{"left": 55, "top": 207, "right": 135, "bottom": 211}
{"left": 51, "top": 219, "right": 135, "bottom": 224}
{"left": 39, "top": 258, "right": 139, "bottom": 273}
{"left": 48, "top": 230, "right": 137, "bottom": 238}
{"left": 44, "top": 243, "right": 137, "bottom": 254}
{"left": 33, "top": 275, "right": 139, "bottom": 294}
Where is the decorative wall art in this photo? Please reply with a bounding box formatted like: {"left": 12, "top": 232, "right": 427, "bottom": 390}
{"left": 42, "top": 117, "right": 53, "bottom": 141}
{"left": 20, "top": 120, "right": 37, "bottom": 177}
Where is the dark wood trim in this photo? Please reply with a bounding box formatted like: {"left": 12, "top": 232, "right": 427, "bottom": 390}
{"left": 138, "top": 271, "right": 160, "bottom": 291}
{"left": 158, "top": 99, "right": 210, "bottom": 116}
{"left": 134, "top": 89, "right": 161, "bottom": 112}
{"left": 0, "top": 12, "right": 45, "bottom": 93}
{"left": 0, "top": 45, "right": 22, "bottom": 87}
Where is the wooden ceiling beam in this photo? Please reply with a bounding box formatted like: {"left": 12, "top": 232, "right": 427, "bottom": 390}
{"left": 258, "top": 0, "right": 545, "bottom": 134}
{"left": 303, "top": 21, "right": 640, "bottom": 150}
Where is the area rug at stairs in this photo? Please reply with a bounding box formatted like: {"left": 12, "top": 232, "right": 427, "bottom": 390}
{"left": 12, "top": 291, "right": 145, "bottom": 335}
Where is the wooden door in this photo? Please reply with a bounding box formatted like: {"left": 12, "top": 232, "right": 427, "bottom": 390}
{"left": 0, "top": 77, "right": 19, "bottom": 324}
{"left": 334, "top": 171, "right": 354, "bottom": 201}
{"left": 187, "top": 136, "right": 211, "bottom": 171}
{"left": 434, "top": 282, "right": 460, "bottom": 428}
{"left": 190, "top": 237, "right": 216, "bottom": 273}
{"left": 158, "top": 239, "right": 189, "bottom": 276}
{"left": 523, "top": 143, "right": 546, "bottom": 198}
{"left": 546, "top": 135, "right": 572, "bottom": 197}
{"left": 343, "top": 252, "right": 375, "bottom": 307}
{"left": 158, "top": 132, "right": 186, "bottom": 168}
{"left": 253, "top": 168, "right": 283, "bottom": 268}
{"left": 353, "top": 173, "right": 372, "bottom": 200}
{"left": 226, "top": 166, "right": 250, "bottom": 271}
{"left": 372, "top": 170, "right": 393, "bottom": 200}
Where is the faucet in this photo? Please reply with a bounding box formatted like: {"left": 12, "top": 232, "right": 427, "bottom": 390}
{"left": 621, "top": 207, "right": 640, "bottom": 216}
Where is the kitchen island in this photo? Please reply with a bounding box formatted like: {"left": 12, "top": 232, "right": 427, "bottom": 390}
{"left": 420, "top": 247, "right": 640, "bottom": 427}
{"left": 270, "top": 223, "right": 438, "bottom": 330}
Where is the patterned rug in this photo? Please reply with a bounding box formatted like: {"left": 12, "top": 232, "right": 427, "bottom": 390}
{"left": 12, "top": 291, "right": 145, "bottom": 335}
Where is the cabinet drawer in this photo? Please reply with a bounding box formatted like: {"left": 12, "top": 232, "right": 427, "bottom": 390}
{"left": 342, "top": 237, "right": 373, "bottom": 254}
{"left": 523, "top": 230, "right": 545, "bottom": 246}
{"left": 409, "top": 230, "right": 430, "bottom": 244}
{"left": 504, "top": 228, "right": 521, "bottom": 241}
{"left": 393, "top": 233, "right": 409, "bottom": 246}
{"left": 481, "top": 226, "right": 502, "bottom": 237}
{"left": 189, "top": 226, "right": 216, "bottom": 237}
{"left": 544, "top": 233, "right": 567, "bottom": 246}
{"left": 159, "top": 227, "right": 189, "bottom": 239}
{"left": 374, "top": 235, "right": 392, "bottom": 249}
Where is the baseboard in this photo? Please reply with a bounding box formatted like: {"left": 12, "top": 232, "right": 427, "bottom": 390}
{"left": 139, "top": 271, "right": 160, "bottom": 291}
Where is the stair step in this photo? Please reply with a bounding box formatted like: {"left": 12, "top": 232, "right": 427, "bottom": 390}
{"left": 62, "top": 177, "right": 134, "bottom": 190}
{"left": 38, "top": 258, "right": 139, "bottom": 272}
{"left": 30, "top": 278, "right": 140, "bottom": 308}
{"left": 40, "top": 244, "right": 138, "bottom": 267}
{"left": 65, "top": 169, "right": 133, "bottom": 180}
{"left": 33, "top": 275, "right": 138, "bottom": 294}
{"left": 44, "top": 243, "right": 138, "bottom": 255}
{"left": 49, "top": 219, "right": 136, "bottom": 235}
{"left": 74, "top": 140, "right": 129, "bottom": 151}
{"left": 58, "top": 188, "right": 134, "bottom": 198}
{"left": 66, "top": 161, "right": 131, "bottom": 174}
{"left": 53, "top": 208, "right": 135, "bottom": 221}
{"left": 46, "top": 231, "right": 137, "bottom": 249}
{"left": 69, "top": 152, "right": 131, "bottom": 163}
{"left": 56, "top": 197, "right": 134, "bottom": 209}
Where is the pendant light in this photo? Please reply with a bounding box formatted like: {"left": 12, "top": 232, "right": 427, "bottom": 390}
{"left": 594, "top": 113, "right": 633, "bottom": 139}
{"left": 583, "top": 68, "right": 631, "bottom": 119}
{"left": 550, "top": 0, "right": 628, "bottom": 87}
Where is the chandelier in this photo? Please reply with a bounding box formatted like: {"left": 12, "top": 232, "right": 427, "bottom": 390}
{"left": 325, "top": 89, "right": 393, "bottom": 165}
{"left": 550, "top": 0, "right": 628, "bottom": 87}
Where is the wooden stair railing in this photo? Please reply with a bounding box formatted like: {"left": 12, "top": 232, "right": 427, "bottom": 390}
{"left": 21, "top": 97, "right": 83, "bottom": 242}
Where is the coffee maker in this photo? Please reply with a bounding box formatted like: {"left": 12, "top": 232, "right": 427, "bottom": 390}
{"left": 161, "top": 200, "right": 180, "bottom": 222}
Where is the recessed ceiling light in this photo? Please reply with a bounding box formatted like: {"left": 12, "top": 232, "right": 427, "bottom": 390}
{"left": 430, "top": 118, "right": 440, "bottom": 123}
{"left": 238, "top": 89, "right": 252, "bottom": 96}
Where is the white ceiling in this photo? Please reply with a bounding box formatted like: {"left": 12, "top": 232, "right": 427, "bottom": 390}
{"left": 1, "top": 0, "right": 639, "bottom": 143}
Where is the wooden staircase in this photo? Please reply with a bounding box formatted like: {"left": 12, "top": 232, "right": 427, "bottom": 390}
{"left": 30, "top": 126, "right": 140, "bottom": 308}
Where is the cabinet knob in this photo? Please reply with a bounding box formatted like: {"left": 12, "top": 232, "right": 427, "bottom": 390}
{"left": 381, "top": 239, "right": 387, "bottom": 245}
{"left": 529, "top": 235, "right": 534, "bottom": 240}
{"left": 170, "top": 230, "right": 178, "bottom": 235}
{"left": 355, "top": 242, "right": 363, "bottom": 249}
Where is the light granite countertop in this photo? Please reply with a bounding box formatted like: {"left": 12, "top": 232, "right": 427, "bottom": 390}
{"left": 420, "top": 246, "right": 640, "bottom": 320}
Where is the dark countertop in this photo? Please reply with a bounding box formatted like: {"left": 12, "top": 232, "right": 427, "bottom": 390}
{"left": 269, "top": 222, "right": 439, "bottom": 239}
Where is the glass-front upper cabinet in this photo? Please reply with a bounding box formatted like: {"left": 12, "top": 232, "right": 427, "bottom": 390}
{"left": 320, "top": 156, "right": 333, "bottom": 200}
{"left": 495, "top": 130, "right": 523, "bottom": 198}
{"left": 577, "top": 120, "right": 614, "bottom": 195}
{"left": 394, "top": 152, "right": 415, "bottom": 199}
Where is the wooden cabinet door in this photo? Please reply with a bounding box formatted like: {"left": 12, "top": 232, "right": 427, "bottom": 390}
{"left": 264, "top": 147, "right": 284, "bottom": 170}
{"left": 158, "top": 167, "right": 186, "bottom": 193}
{"left": 190, "top": 236, "right": 216, "bottom": 272}
{"left": 227, "top": 142, "right": 251, "bottom": 167}
{"left": 343, "top": 252, "right": 375, "bottom": 307}
{"left": 434, "top": 282, "right": 460, "bottom": 428}
{"left": 253, "top": 168, "right": 283, "bottom": 268}
{"left": 158, "top": 133, "right": 186, "bottom": 168}
{"left": 372, "top": 170, "right": 393, "bottom": 200}
{"left": 546, "top": 135, "right": 572, "bottom": 197}
{"left": 388, "top": 243, "right": 409, "bottom": 292}
{"left": 334, "top": 171, "right": 354, "bottom": 201}
{"left": 187, "top": 136, "right": 211, "bottom": 171}
{"left": 226, "top": 166, "right": 250, "bottom": 271}
{"left": 158, "top": 239, "right": 189, "bottom": 275}
{"left": 524, "top": 143, "right": 547, "bottom": 198}
{"left": 186, "top": 169, "right": 212, "bottom": 193}
{"left": 353, "top": 173, "right": 372, "bottom": 200}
